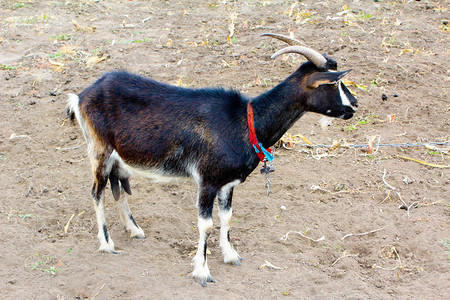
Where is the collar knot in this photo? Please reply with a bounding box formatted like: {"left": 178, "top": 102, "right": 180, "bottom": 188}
{"left": 247, "top": 102, "right": 274, "bottom": 162}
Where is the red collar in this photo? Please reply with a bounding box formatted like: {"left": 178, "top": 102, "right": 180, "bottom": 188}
{"left": 247, "top": 103, "right": 273, "bottom": 162}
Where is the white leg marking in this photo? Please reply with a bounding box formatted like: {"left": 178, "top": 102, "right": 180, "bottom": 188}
{"left": 192, "top": 217, "right": 213, "bottom": 286}
{"left": 218, "top": 208, "right": 242, "bottom": 265}
{"left": 189, "top": 164, "right": 201, "bottom": 185}
{"left": 94, "top": 196, "right": 116, "bottom": 253}
{"left": 218, "top": 180, "right": 241, "bottom": 198}
{"left": 117, "top": 194, "right": 145, "bottom": 239}
{"left": 218, "top": 180, "right": 242, "bottom": 265}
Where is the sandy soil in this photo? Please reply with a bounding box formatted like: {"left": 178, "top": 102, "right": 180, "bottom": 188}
{"left": 1, "top": 0, "right": 449, "bottom": 299}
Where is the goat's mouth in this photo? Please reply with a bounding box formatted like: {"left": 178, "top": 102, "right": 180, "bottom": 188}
{"left": 340, "top": 112, "right": 355, "bottom": 120}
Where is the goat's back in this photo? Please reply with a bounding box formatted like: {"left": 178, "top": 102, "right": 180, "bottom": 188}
{"left": 76, "top": 71, "right": 250, "bottom": 171}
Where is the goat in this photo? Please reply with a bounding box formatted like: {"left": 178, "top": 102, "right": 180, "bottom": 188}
{"left": 66, "top": 33, "right": 358, "bottom": 286}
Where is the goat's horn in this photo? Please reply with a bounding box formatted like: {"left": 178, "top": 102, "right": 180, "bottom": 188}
{"left": 260, "top": 33, "right": 307, "bottom": 46}
{"left": 270, "top": 46, "right": 327, "bottom": 69}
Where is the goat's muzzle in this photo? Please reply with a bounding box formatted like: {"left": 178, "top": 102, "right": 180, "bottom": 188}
{"left": 340, "top": 106, "right": 357, "bottom": 120}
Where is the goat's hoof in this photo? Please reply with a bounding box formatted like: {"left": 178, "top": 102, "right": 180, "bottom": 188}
{"left": 195, "top": 275, "right": 214, "bottom": 287}
{"left": 233, "top": 257, "right": 243, "bottom": 266}
{"left": 192, "top": 267, "right": 214, "bottom": 287}
{"left": 99, "top": 248, "right": 119, "bottom": 254}
{"left": 99, "top": 242, "right": 118, "bottom": 254}
{"left": 223, "top": 249, "right": 243, "bottom": 265}
{"left": 131, "top": 233, "right": 146, "bottom": 239}
{"left": 130, "top": 228, "right": 146, "bottom": 239}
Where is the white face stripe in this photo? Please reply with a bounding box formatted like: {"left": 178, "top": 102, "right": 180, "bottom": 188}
{"left": 338, "top": 80, "right": 352, "bottom": 108}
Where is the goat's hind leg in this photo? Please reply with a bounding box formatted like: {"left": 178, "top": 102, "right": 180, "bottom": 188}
{"left": 90, "top": 151, "right": 117, "bottom": 253}
{"left": 116, "top": 191, "right": 145, "bottom": 239}
{"left": 110, "top": 162, "right": 145, "bottom": 239}
{"left": 109, "top": 162, "right": 145, "bottom": 239}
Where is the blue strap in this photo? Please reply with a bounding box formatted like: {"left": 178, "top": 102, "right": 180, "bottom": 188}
{"left": 254, "top": 144, "right": 273, "bottom": 161}
{"left": 260, "top": 143, "right": 274, "bottom": 161}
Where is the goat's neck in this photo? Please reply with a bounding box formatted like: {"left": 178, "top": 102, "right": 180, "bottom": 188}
{"left": 251, "top": 79, "right": 307, "bottom": 148}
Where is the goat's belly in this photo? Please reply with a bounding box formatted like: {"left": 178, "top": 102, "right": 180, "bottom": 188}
{"left": 126, "top": 164, "right": 192, "bottom": 184}
{"left": 111, "top": 151, "right": 195, "bottom": 184}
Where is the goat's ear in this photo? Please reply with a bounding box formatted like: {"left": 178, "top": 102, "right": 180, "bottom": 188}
{"left": 306, "top": 69, "right": 351, "bottom": 88}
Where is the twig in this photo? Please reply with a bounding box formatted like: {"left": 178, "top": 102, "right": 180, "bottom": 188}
{"left": 331, "top": 252, "right": 359, "bottom": 266}
{"left": 25, "top": 184, "right": 33, "bottom": 197}
{"left": 395, "top": 154, "right": 450, "bottom": 168}
{"left": 381, "top": 170, "right": 416, "bottom": 218}
{"left": 310, "top": 185, "right": 347, "bottom": 194}
{"left": 91, "top": 283, "right": 105, "bottom": 300}
{"left": 421, "top": 200, "right": 443, "bottom": 206}
{"left": 49, "top": 59, "right": 64, "bottom": 66}
{"left": 394, "top": 191, "right": 408, "bottom": 208}
{"left": 64, "top": 213, "right": 75, "bottom": 233}
{"left": 392, "top": 245, "right": 402, "bottom": 265}
{"left": 280, "top": 230, "right": 325, "bottom": 243}
{"left": 396, "top": 63, "right": 409, "bottom": 73}
{"left": 9, "top": 134, "right": 31, "bottom": 140}
{"left": 380, "top": 190, "right": 391, "bottom": 204}
{"left": 341, "top": 226, "right": 387, "bottom": 241}
{"left": 259, "top": 260, "right": 282, "bottom": 270}
{"left": 310, "top": 185, "right": 331, "bottom": 193}
{"left": 401, "top": 201, "right": 418, "bottom": 218}
{"left": 382, "top": 169, "right": 396, "bottom": 190}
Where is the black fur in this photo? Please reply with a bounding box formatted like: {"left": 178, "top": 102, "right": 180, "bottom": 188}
{"left": 103, "top": 224, "right": 109, "bottom": 243}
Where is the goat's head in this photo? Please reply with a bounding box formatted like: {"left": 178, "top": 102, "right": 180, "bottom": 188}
{"left": 262, "top": 33, "right": 358, "bottom": 120}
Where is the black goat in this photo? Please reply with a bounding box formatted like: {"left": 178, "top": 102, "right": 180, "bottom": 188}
{"left": 67, "top": 33, "right": 357, "bottom": 286}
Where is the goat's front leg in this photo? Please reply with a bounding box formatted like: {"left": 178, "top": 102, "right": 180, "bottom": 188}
{"left": 218, "top": 180, "right": 242, "bottom": 265}
{"left": 192, "top": 184, "right": 217, "bottom": 286}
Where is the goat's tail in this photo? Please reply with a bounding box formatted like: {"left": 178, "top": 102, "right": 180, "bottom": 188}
{"left": 66, "top": 93, "right": 79, "bottom": 124}
{"left": 66, "top": 93, "right": 91, "bottom": 144}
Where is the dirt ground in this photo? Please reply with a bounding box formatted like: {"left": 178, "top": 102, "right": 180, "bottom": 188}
{"left": 1, "top": 0, "right": 449, "bottom": 299}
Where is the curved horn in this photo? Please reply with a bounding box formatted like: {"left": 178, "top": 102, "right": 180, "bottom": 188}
{"left": 260, "top": 33, "right": 307, "bottom": 46}
{"left": 270, "top": 46, "right": 327, "bottom": 69}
